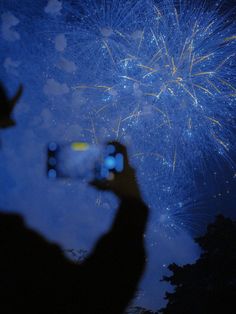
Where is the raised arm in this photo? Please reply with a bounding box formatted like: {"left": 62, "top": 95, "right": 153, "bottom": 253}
{"left": 79, "top": 142, "right": 149, "bottom": 314}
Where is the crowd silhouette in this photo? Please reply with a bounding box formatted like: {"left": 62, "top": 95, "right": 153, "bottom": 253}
{"left": 0, "top": 83, "right": 149, "bottom": 314}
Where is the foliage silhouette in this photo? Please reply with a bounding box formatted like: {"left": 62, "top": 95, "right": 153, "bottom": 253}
{"left": 160, "top": 215, "right": 236, "bottom": 314}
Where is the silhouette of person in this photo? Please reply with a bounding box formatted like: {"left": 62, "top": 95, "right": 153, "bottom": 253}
{"left": 0, "top": 83, "right": 149, "bottom": 314}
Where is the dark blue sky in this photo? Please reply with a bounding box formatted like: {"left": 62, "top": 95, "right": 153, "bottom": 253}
{"left": 0, "top": 0, "right": 235, "bottom": 310}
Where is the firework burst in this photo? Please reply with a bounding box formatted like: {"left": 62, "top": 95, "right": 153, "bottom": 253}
{"left": 1, "top": 0, "right": 235, "bottom": 235}
{"left": 70, "top": 0, "right": 235, "bottom": 169}
{"left": 63, "top": 0, "right": 235, "bottom": 234}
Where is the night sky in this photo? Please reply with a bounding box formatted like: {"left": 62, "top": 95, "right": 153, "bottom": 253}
{"left": 0, "top": 0, "right": 235, "bottom": 311}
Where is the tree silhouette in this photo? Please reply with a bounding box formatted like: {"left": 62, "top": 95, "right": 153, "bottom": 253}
{"left": 160, "top": 215, "right": 236, "bottom": 314}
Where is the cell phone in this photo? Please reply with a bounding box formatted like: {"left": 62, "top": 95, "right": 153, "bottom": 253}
{"left": 47, "top": 142, "right": 124, "bottom": 180}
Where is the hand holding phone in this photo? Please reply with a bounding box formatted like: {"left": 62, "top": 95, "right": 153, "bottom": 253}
{"left": 90, "top": 141, "right": 141, "bottom": 200}
{"left": 47, "top": 141, "right": 124, "bottom": 181}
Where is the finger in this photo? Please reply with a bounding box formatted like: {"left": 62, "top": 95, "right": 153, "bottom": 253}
{"left": 107, "top": 141, "right": 129, "bottom": 167}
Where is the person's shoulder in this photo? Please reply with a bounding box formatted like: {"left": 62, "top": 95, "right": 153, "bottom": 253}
{"left": 0, "top": 210, "right": 62, "bottom": 254}
{"left": 0, "top": 211, "right": 24, "bottom": 227}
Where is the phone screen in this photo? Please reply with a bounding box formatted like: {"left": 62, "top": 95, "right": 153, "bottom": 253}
{"left": 47, "top": 142, "right": 124, "bottom": 180}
